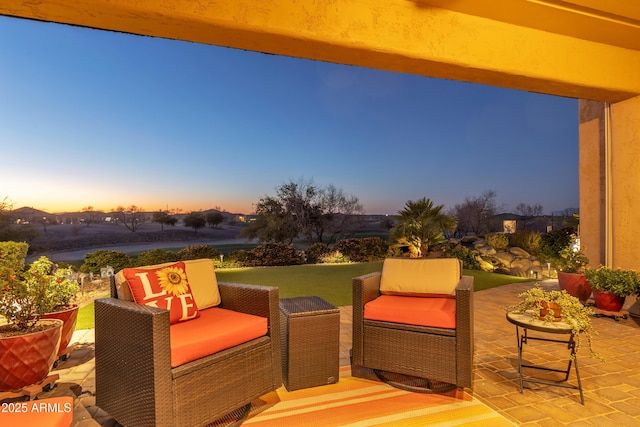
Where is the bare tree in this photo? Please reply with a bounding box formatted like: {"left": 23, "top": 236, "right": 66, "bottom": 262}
{"left": 0, "top": 197, "right": 14, "bottom": 231}
{"left": 242, "top": 179, "right": 364, "bottom": 244}
{"left": 514, "top": 203, "right": 544, "bottom": 217}
{"left": 318, "top": 184, "right": 365, "bottom": 244}
{"left": 240, "top": 197, "right": 297, "bottom": 243}
{"left": 81, "top": 206, "right": 101, "bottom": 226}
{"left": 0, "top": 197, "right": 38, "bottom": 241}
{"left": 112, "top": 205, "right": 146, "bottom": 232}
{"left": 277, "top": 179, "right": 364, "bottom": 244}
{"left": 449, "top": 190, "right": 503, "bottom": 236}
{"left": 514, "top": 202, "right": 544, "bottom": 230}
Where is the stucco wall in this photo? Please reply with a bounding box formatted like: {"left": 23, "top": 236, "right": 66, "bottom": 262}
{"left": 580, "top": 96, "right": 640, "bottom": 271}
{"left": 579, "top": 100, "right": 606, "bottom": 268}
{"left": 611, "top": 96, "right": 640, "bottom": 270}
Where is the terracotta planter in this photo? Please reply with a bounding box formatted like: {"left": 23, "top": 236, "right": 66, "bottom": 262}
{"left": 593, "top": 290, "right": 625, "bottom": 312}
{"left": 41, "top": 304, "right": 79, "bottom": 358}
{"left": 540, "top": 301, "right": 562, "bottom": 322}
{"left": 0, "top": 319, "right": 62, "bottom": 391}
{"left": 558, "top": 272, "right": 592, "bottom": 303}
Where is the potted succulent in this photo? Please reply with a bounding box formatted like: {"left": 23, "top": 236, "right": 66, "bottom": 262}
{"left": 0, "top": 242, "right": 78, "bottom": 392}
{"left": 556, "top": 245, "right": 592, "bottom": 303}
{"left": 584, "top": 266, "right": 640, "bottom": 312}
{"left": 505, "top": 284, "right": 602, "bottom": 360}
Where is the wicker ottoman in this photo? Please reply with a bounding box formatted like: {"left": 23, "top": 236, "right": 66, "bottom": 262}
{"left": 279, "top": 296, "right": 340, "bottom": 391}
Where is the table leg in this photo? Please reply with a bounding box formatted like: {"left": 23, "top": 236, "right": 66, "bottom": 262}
{"left": 516, "top": 325, "right": 524, "bottom": 393}
{"left": 513, "top": 327, "right": 584, "bottom": 405}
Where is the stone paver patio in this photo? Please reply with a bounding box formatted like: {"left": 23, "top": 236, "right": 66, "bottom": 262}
{"left": 27, "top": 280, "right": 640, "bottom": 426}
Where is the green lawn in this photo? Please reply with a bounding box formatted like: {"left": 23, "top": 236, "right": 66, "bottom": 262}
{"left": 76, "top": 299, "right": 100, "bottom": 330}
{"left": 75, "top": 262, "right": 531, "bottom": 330}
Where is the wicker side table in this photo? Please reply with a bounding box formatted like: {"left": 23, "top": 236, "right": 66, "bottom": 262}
{"left": 279, "top": 296, "right": 340, "bottom": 391}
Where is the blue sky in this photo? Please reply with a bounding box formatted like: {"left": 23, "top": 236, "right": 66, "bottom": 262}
{"left": 0, "top": 16, "right": 578, "bottom": 215}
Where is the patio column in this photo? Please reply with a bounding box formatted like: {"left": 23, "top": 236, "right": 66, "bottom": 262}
{"left": 579, "top": 96, "right": 640, "bottom": 271}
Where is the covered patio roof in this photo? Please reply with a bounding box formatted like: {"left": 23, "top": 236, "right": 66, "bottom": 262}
{"left": 1, "top": 0, "right": 639, "bottom": 102}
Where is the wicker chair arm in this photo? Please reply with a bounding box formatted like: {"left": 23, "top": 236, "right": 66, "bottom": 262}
{"left": 217, "top": 281, "right": 282, "bottom": 386}
{"left": 455, "top": 275, "right": 474, "bottom": 387}
{"left": 456, "top": 275, "right": 474, "bottom": 292}
{"left": 218, "top": 282, "right": 278, "bottom": 317}
{"left": 95, "top": 297, "right": 173, "bottom": 425}
{"left": 352, "top": 272, "right": 381, "bottom": 365}
{"left": 353, "top": 272, "right": 382, "bottom": 305}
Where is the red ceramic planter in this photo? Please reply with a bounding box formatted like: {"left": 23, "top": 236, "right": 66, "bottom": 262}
{"left": 41, "top": 304, "right": 79, "bottom": 358}
{"left": 592, "top": 290, "right": 625, "bottom": 312}
{"left": 0, "top": 319, "right": 62, "bottom": 391}
{"left": 557, "top": 271, "right": 592, "bottom": 303}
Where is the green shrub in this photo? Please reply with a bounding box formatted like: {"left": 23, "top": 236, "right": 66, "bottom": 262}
{"left": 0, "top": 241, "right": 29, "bottom": 273}
{"left": 55, "top": 261, "right": 76, "bottom": 271}
{"left": 538, "top": 228, "right": 575, "bottom": 264}
{"left": 305, "top": 243, "right": 331, "bottom": 264}
{"left": 245, "top": 243, "right": 304, "bottom": 267}
{"left": 508, "top": 231, "right": 541, "bottom": 254}
{"left": 333, "top": 237, "right": 389, "bottom": 262}
{"left": 319, "top": 251, "right": 351, "bottom": 264}
{"left": 136, "top": 249, "right": 178, "bottom": 266}
{"left": 485, "top": 233, "right": 509, "bottom": 251}
{"left": 0, "top": 225, "right": 39, "bottom": 243}
{"left": 585, "top": 266, "right": 640, "bottom": 297}
{"left": 80, "top": 250, "right": 132, "bottom": 274}
{"left": 177, "top": 245, "right": 220, "bottom": 261}
{"left": 215, "top": 257, "right": 245, "bottom": 269}
{"left": 226, "top": 250, "right": 251, "bottom": 267}
{"left": 443, "top": 243, "right": 481, "bottom": 270}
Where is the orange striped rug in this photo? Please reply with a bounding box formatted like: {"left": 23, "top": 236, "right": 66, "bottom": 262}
{"left": 240, "top": 367, "right": 514, "bottom": 426}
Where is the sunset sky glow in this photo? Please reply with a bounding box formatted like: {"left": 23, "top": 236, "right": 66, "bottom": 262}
{"left": 0, "top": 16, "right": 579, "bottom": 215}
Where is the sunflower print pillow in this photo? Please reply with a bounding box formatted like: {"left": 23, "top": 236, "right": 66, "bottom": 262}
{"left": 123, "top": 262, "right": 200, "bottom": 324}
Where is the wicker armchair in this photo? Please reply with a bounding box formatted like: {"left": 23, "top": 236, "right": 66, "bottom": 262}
{"left": 352, "top": 258, "right": 474, "bottom": 390}
{"left": 95, "top": 276, "right": 282, "bottom": 427}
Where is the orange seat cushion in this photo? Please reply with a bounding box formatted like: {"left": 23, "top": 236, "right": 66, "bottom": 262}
{"left": 364, "top": 295, "right": 456, "bottom": 329}
{"left": 169, "top": 307, "right": 268, "bottom": 367}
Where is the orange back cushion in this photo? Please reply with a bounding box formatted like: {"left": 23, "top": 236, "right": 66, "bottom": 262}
{"left": 123, "top": 261, "right": 199, "bottom": 324}
{"left": 380, "top": 258, "right": 461, "bottom": 297}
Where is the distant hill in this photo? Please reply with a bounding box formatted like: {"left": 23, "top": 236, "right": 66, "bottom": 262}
{"left": 13, "top": 206, "right": 51, "bottom": 217}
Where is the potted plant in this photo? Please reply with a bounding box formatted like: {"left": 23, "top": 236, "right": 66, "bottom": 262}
{"left": 0, "top": 242, "right": 64, "bottom": 392}
{"left": 31, "top": 256, "right": 80, "bottom": 362}
{"left": 0, "top": 242, "right": 79, "bottom": 391}
{"left": 505, "top": 284, "right": 602, "bottom": 360}
{"left": 556, "top": 245, "right": 592, "bottom": 303}
{"left": 584, "top": 266, "right": 640, "bottom": 312}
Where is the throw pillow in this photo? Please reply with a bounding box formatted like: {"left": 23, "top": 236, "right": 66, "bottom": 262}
{"left": 114, "top": 258, "right": 221, "bottom": 309}
{"left": 123, "top": 261, "right": 199, "bottom": 324}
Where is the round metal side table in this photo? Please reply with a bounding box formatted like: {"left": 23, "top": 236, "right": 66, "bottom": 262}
{"left": 506, "top": 311, "right": 584, "bottom": 404}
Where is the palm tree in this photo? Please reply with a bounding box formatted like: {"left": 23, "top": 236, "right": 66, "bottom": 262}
{"left": 391, "top": 197, "right": 457, "bottom": 257}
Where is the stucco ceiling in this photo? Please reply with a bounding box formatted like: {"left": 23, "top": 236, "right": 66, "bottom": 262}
{"left": 419, "top": 0, "right": 640, "bottom": 51}
{"left": 1, "top": 0, "right": 638, "bottom": 101}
